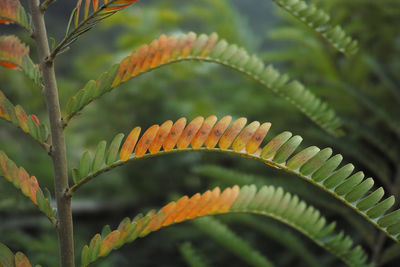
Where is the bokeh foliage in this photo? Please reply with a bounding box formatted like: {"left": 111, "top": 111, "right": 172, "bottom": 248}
{"left": 1, "top": 0, "right": 399, "bottom": 266}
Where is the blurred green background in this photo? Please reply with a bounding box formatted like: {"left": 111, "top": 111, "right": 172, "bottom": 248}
{"left": 1, "top": 0, "right": 400, "bottom": 266}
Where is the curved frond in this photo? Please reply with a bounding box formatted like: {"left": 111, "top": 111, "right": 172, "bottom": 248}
{"left": 0, "top": 36, "right": 41, "bottom": 85}
{"left": 0, "top": 90, "right": 49, "bottom": 149}
{"left": 179, "top": 242, "right": 210, "bottom": 267}
{"left": 271, "top": 0, "right": 358, "bottom": 55}
{"left": 65, "top": 32, "right": 343, "bottom": 135}
{"left": 193, "top": 217, "right": 274, "bottom": 267}
{"left": 70, "top": 115, "right": 400, "bottom": 242}
{"left": 0, "top": 151, "right": 56, "bottom": 224}
{"left": 0, "top": 0, "right": 30, "bottom": 31}
{"left": 229, "top": 214, "right": 320, "bottom": 267}
{"left": 51, "top": 0, "right": 139, "bottom": 59}
{"left": 81, "top": 185, "right": 368, "bottom": 267}
{"left": 0, "top": 242, "right": 38, "bottom": 267}
{"left": 194, "top": 165, "right": 377, "bottom": 248}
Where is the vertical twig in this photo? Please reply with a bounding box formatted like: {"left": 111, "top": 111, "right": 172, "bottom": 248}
{"left": 28, "top": 0, "right": 75, "bottom": 266}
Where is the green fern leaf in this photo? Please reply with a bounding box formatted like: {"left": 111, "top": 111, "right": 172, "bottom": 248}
{"left": 271, "top": 0, "right": 358, "bottom": 55}
{"left": 0, "top": 90, "right": 49, "bottom": 148}
{"left": 65, "top": 33, "right": 343, "bottom": 135}
{"left": 0, "top": 151, "right": 55, "bottom": 224}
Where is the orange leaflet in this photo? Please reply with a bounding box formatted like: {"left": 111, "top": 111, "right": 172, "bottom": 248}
{"left": 209, "top": 187, "right": 231, "bottom": 214}
{"left": 181, "top": 32, "right": 197, "bottom": 58}
{"left": 131, "top": 44, "right": 148, "bottom": 77}
{"left": 174, "top": 193, "right": 201, "bottom": 222}
{"left": 197, "top": 187, "right": 220, "bottom": 217}
{"left": 218, "top": 117, "right": 247, "bottom": 149}
{"left": 122, "top": 52, "right": 138, "bottom": 82}
{"left": 0, "top": 61, "right": 19, "bottom": 69}
{"left": 114, "top": 56, "right": 129, "bottom": 84}
{"left": 148, "top": 120, "right": 173, "bottom": 154}
{"left": 0, "top": 152, "right": 9, "bottom": 180}
{"left": 221, "top": 185, "right": 240, "bottom": 212}
{"left": 0, "top": 18, "right": 12, "bottom": 24}
{"left": 154, "top": 202, "right": 176, "bottom": 231}
{"left": 163, "top": 118, "right": 187, "bottom": 152}
{"left": 0, "top": 0, "right": 19, "bottom": 25}
{"left": 0, "top": 36, "right": 29, "bottom": 70}
{"left": 28, "top": 176, "right": 39, "bottom": 205}
{"left": 15, "top": 105, "right": 29, "bottom": 133}
{"left": 200, "top": 32, "right": 218, "bottom": 58}
{"left": 120, "top": 127, "right": 141, "bottom": 161}
{"left": 141, "top": 212, "right": 166, "bottom": 236}
{"left": 117, "top": 218, "right": 131, "bottom": 241}
{"left": 157, "top": 34, "right": 169, "bottom": 64}
{"left": 99, "top": 231, "right": 121, "bottom": 256}
{"left": 134, "top": 125, "right": 159, "bottom": 157}
{"left": 161, "top": 196, "right": 189, "bottom": 226}
{"left": 14, "top": 252, "right": 32, "bottom": 267}
{"left": 151, "top": 38, "right": 163, "bottom": 68}
{"left": 246, "top": 122, "right": 271, "bottom": 154}
{"left": 18, "top": 167, "right": 31, "bottom": 197}
{"left": 205, "top": 116, "right": 232, "bottom": 148}
{"left": 93, "top": 0, "right": 99, "bottom": 11}
{"left": 191, "top": 115, "right": 217, "bottom": 149}
{"left": 162, "top": 34, "right": 178, "bottom": 63}
{"left": 140, "top": 39, "right": 157, "bottom": 72}
{"left": 84, "top": 0, "right": 91, "bottom": 18}
{"left": 177, "top": 116, "right": 204, "bottom": 149}
{"left": 30, "top": 115, "right": 39, "bottom": 126}
{"left": 232, "top": 121, "right": 260, "bottom": 152}
{"left": 186, "top": 190, "right": 211, "bottom": 219}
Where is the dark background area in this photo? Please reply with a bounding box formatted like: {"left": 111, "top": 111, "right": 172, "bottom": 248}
{"left": 1, "top": 0, "right": 400, "bottom": 266}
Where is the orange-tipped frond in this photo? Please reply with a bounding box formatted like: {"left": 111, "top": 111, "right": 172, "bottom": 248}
{"left": 0, "top": 0, "right": 30, "bottom": 30}
{"left": 0, "top": 151, "right": 55, "bottom": 223}
{"left": 0, "top": 36, "right": 41, "bottom": 84}
{"left": 81, "top": 185, "right": 368, "bottom": 267}
{"left": 0, "top": 90, "right": 48, "bottom": 145}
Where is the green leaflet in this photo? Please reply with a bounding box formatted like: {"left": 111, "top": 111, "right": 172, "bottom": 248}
{"left": 65, "top": 64, "right": 119, "bottom": 116}
{"left": 179, "top": 243, "right": 210, "bottom": 267}
{"left": 0, "top": 242, "right": 14, "bottom": 267}
{"left": 79, "top": 151, "right": 92, "bottom": 179}
{"left": 0, "top": 90, "right": 48, "bottom": 146}
{"left": 92, "top": 140, "right": 107, "bottom": 172}
{"left": 193, "top": 217, "right": 274, "bottom": 267}
{"left": 271, "top": 0, "right": 358, "bottom": 55}
{"left": 105, "top": 133, "right": 125, "bottom": 165}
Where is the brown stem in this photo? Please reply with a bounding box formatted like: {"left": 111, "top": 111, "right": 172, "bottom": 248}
{"left": 28, "top": 1, "right": 75, "bottom": 266}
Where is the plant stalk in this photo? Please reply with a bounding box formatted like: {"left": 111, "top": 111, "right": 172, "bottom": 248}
{"left": 28, "top": 0, "right": 75, "bottom": 266}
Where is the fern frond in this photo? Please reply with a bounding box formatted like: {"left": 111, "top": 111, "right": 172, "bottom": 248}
{"left": 65, "top": 32, "right": 343, "bottom": 135}
{"left": 179, "top": 242, "right": 210, "bottom": 267}
{"left": 0, "top": 36, "right": 41, "bottom": 85}
{"left": 193, "top": 217, "right": 274, "bottom": 267}
{"left": 51, "top": 0, "right": 139, "bottom": 59}
{"left": 0, "top": 90, "right": 49, "bottom": 149}
{"left": 0, "top": 242, "right": 38, "bottom": 267}
{"left": 81, "top": 185, "right": 368, "bottom": 267}
{"left": 0, "top": 0, "right": 30, "bottom": 31}
{"left": 195, "top": 165, "right": 377, "bottom": 247}
{"left": 70, "top": 115, "right": 400, "bottom": 242}
{"left": 0, "top": 151, "right": 56, "bottom": 224}
{"left": 229, "top": 214, "right": 320, "bottom": 267}
{"left": 271, "top": 0, "right": 358, "bottom": 55}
